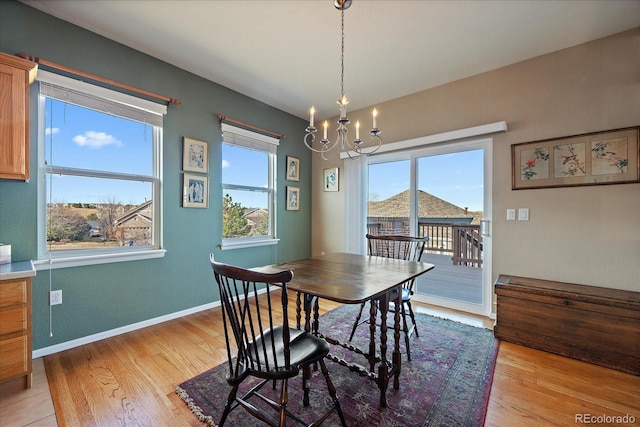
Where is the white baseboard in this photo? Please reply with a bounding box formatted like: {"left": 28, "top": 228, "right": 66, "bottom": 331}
{"left": 33, "top": 300, "right": 221, "bottom": 359}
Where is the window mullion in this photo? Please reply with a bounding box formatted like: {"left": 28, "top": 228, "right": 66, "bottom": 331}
{"left": 45, "top": 165, "right": 153, "bottom": 182}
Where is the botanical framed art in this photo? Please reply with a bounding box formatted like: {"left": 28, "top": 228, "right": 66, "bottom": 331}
{"left": 183, "top": 173, "right": 209, "bottom": 208}
{"left": 323, "top": 167, "right": 339, "bottom": 192}
{"left": 286, "top": 156, "right": 300, "bottom": 181}
{"left": 183, "top": 137, "right": 209, "bottom": 173}
{"left": 512, "top": 126, "right": 639, "bottom": 190}
{"left": 286, "top": 186, "right": 300, "bottom": 211}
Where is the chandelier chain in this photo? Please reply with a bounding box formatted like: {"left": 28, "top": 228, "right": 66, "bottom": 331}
{"left": 340, "top": 8, "right": 345, "bottom": 98}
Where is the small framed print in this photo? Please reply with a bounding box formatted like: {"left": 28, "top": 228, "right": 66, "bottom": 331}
{"left": 286, "top": 156, "right": 300, "bottom": 181}
{"left": 183, "top": 173, "right": 209, "bottom": 208}
{"left": 286, "top": 186, "right": 300, "bottom": 211}
{"left": 183, "top": 137, "right": 209, "bottom": 173}
{"left": 323, "top": 167, "right": 339, "bottom": 192}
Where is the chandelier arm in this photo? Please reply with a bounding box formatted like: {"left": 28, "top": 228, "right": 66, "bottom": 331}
{"left": 304, "top": 129, "right": 340, "bottom": 154}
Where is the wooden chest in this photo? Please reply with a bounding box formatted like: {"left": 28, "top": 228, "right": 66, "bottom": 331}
{"left": 494, "top": 274, "right": 640, "bottom": 375}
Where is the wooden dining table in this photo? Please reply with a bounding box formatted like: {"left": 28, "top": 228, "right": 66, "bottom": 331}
{"left": 255, "top": 252, "right": 435, "bottom": 407}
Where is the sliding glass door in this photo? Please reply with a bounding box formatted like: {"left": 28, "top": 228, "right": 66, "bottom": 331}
{"left": 365, "top": 140, "right": 492, "bottom": 316}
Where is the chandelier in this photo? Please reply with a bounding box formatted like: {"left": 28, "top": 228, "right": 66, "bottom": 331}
{"left": 304, "top": 0, "right": 382, "bottom": 160}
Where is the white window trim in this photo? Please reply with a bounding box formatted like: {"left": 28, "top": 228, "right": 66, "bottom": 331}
{"left": 33, "top": 249, "right": 167, "bottom": 271}
{"left": 36, "top": 71, "right": 166, "bottom": 268}
{"left": 220, "top": 123, "right": 279, "bottom": 250}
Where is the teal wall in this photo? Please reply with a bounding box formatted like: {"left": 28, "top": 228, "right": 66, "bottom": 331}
{"left": 0, "top": 1, "right": 311, "bottom": 351}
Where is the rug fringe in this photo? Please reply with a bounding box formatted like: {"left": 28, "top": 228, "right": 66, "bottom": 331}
{"left": 175, "top": 385, "right": 218, "bottom": 427}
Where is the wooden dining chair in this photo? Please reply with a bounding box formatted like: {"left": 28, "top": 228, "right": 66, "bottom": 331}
{"left": 210, "top": 255, "right": 346, "bottom": 427}
{"left": 348, "top": 234, "right": 429, "bottom": 361}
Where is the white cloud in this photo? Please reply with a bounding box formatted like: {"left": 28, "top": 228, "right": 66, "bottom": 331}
{"left": 46, "top": 127, "right": 60, "bottom": 135}
{"left": 73, "top": 131, "right": 123, "bottom": 148}
{"left": 222, "top": 160, "right": 230, "bottom": 168}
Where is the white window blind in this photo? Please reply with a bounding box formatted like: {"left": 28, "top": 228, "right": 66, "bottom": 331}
{"left": 221, "top": 122, "right": 279, "bottom": 154}
{"left": 38, "top": 70, "right": 167, "bottom": 127}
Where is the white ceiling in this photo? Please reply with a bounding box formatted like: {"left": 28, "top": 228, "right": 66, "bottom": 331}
{"left": 20, "top": 0, "right": 640, "bottom": 121}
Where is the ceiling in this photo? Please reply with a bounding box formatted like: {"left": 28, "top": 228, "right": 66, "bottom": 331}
{"left": 20, "top": 0, "right": 640, "bottom": 121}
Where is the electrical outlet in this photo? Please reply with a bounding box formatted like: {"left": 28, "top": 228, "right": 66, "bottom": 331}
{"left": 50, "top": 290, "right": 62, "bottom": 306}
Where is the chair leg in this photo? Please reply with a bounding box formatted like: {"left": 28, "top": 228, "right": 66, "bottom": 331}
{"left": 219, "top": 383, "right": 240, "bottom": 426}
{"left": 318, "top": 359, "right": 347, "bottom": 427}
{"left": 348, "top": 302, "right": 366, "bottom": 341}
{"left": 400, "top": 304, "right": 411, "bottom": 361}
{"left": 406, "top": 300, "right": 419, "bottom": 337}
{"left": 277, "top": 378, "right": 289, "bottom": 427}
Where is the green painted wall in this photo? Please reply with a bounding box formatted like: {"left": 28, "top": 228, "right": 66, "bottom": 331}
{"left": 0, "top": 1, "right": 311, "bottom": 351}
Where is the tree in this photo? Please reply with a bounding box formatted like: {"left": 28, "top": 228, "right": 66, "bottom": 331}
{"left": 255, "top": 212, "right": 269, "bottom": 236}
{"left": 223, "top": 194, "right": 251, "bottom": 238}
{"left": 47, "top": 205, "right": 91, "bottom": 241}
{"left": 98, "top": 196, "right": 122, "bottom": 242}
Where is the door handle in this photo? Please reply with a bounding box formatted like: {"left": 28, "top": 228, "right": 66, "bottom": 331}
{"left": 480, "top": 219, "right": 490, "bottom": 237}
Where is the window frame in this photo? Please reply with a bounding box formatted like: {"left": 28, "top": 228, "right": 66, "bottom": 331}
{"left": 35, "top": 70, "right": 166, "bottom": 270}
{"left": 220, "top": 123, "right": 279, "bottom": 250}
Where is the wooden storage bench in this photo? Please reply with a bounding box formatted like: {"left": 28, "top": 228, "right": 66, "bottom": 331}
{"left": 494, "top": 274, "right": 640, "bottom": 375}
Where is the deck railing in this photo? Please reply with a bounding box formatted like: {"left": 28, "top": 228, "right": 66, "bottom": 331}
{"left": 367, "top": 217, "right": 483, "bottom": 267}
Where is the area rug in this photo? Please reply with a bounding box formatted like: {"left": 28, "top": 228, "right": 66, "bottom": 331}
{"left": 176, "top": 305, "right": 498, "bottom": 427}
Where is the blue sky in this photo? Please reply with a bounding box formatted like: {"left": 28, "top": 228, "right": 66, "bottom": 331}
{"left": 369, "top": 149, "right": 484, "bottom": 212}
{"left": 45, "top": 99, "right": 153, "bottom": 205}
{"left": 47, "top": 99, "right": 483, "bottom": 212}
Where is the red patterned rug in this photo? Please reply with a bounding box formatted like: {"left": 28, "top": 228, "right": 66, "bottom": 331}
{"left": 176, "top": 304, "right": 498, "bottom": 426}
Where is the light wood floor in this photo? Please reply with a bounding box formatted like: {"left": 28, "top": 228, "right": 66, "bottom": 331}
{"left": 1, "top": 299, "right": 639, "bottom": 427}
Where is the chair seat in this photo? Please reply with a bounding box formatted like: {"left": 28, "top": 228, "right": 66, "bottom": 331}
{"left": 249, "top": 326, "right": 331, "bottom": 372}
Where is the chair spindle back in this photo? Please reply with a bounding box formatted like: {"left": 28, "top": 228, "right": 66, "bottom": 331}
{"left": 211, "top": 258, "right": 295, "bottom": 379}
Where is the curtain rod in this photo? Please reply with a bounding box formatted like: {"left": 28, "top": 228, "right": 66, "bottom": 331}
{"left": 16, "top": 52, "right": 180, "bottom": 106}
{"left": 216, "top": 113, "right": 286, "bottom": 139}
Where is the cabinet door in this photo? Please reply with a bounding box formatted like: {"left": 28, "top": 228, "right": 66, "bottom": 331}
{"left": 0, "top": 54, "right": 36, "bottom": 180}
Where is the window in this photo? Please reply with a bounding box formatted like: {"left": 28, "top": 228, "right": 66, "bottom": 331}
{"left": 221, "top": 123, "right": 278, "bottom": 249}
{"left": 36, "top": 70, "right": 166, "bottom": 268}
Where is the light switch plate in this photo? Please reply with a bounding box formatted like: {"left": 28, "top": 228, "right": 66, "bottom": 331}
{"left": 518, "top": 208, "right": 529, "bottom": 221}
{"left": 506, "top": 209, "right": 516, "bottom": 221}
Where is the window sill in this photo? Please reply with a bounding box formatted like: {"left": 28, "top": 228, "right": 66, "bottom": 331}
{"left": 220, "top": 238, "right": 280, "bottom": 251}
{"left": 34, "top": 249, "right": 167, "bottom": 270}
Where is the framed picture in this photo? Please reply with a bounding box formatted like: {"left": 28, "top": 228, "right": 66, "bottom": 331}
{"left": 323, "top": 167, "right": 339, "bottom": 192}
{"left": 512, "top": 126, "right": 639, "bottom": 190}
{"left": 183, "top": 173, "right": 209, "bottom": 208}
{"left": 183, "top": 137, "right": 209, "bottom": 173}
{"left": 286, "top": 156, "right": 300, "bottom": 182}
{"left": 286, "top": 186, "right": 300, "bottom": 211}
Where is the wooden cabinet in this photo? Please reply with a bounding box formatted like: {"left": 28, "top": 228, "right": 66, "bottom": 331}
{"left": 494, "top": 274, "right": 640, "bottom": 375}
{"left": 0, "top": 277, "right": 32, "bottom": 389}
{"left": 0, "top": 52, "right": 38, "bottom": 181}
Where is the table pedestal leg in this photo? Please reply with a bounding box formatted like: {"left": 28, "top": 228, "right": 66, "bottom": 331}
{"left": 392, "top": 288, "right": 402, "bottom": 390}
{"left": 378, "top": 292, "right": 389, "bottom": 408}
{"left": 301, "top": 294, "right": 318, "bottom": 407}
{"left": 368, "top": 300, "right": 377, "bottom": 372}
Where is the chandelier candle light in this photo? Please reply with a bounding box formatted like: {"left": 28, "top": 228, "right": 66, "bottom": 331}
{"left": 304, "top": 0, "right": 382, "bottom": 160}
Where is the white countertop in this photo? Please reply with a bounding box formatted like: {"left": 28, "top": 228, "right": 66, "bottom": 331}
{"left": 0, "top": 260, "right": 36, "bottom": 281}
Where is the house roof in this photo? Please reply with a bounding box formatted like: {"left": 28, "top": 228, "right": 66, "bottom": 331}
{"left": 115, "top": 200, "right": 153, "bottom": 226}
{"left": 368, "top": 190, "right": 481, "bottom": 223}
